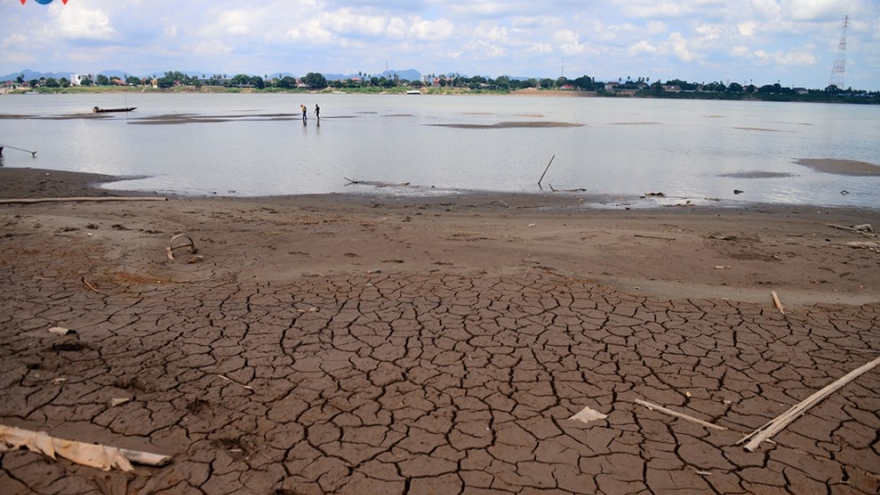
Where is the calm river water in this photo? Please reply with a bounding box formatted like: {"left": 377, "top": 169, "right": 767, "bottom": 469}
{"left": 1, "top": 93, "right": 878, "bottom": 208}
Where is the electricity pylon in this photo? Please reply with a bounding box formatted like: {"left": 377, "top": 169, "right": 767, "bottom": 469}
{"left": 828, "top": 15, "right": 848, "bottom": 90}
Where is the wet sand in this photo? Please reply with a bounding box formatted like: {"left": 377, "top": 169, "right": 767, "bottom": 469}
{"left": 1, "top": 167, "right": 878, "bottom": 494}
{"left": 795, "top": 158, "right": 880, "bottom": 176}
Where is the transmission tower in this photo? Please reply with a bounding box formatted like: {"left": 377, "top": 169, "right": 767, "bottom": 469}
{"left": 828, "top": 15, "right": 848, "bottom": 90}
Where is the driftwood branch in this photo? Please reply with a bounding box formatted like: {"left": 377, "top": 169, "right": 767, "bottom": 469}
{"left": 538, "top": 155, "right": 555, "bottom": 187}
{"left": 344, "top": 177, "right": 411, "bottom": 187}
{"left": 771, "top": 291, "right": 785, "bottom": 315}
{"left": 82, "top": 276, "right": 101, "bottom": 294}
{"left": 737, "top": 355, "right": 880, "bottom": 451}
{"left": 167, "top": 234, "right": 197, "bottom": 261}
{"left": 0, "top": 425, "right": 172, "bottom": 471}
{"left": 634, "top": 234, "right": 676, "bottom": 241}
{"left": 826, "top": 223, "right": 874, "bottom": 236}
{"left": 0, "top": 197, "right": 167, "bottom": 205}
{"left": 548, "top": 184, "right": 587, "bottom": 192}
{"left": 634, "top": 399, "right": 727, "bottom": 431}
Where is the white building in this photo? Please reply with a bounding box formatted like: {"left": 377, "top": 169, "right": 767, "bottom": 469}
{"left": 70, "top": 74, "right": 93, "bottom": 86}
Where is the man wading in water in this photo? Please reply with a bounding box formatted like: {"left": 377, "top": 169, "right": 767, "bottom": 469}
{"left": 301, "top": 104, "right": 307, "bottom": 121}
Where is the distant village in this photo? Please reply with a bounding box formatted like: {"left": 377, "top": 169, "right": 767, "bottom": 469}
{"left": 2, "top": 70, "right": 877, "bottom": 103}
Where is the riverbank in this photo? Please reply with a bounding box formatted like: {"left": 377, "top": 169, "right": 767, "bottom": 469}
{"left": 1, "top": 167, "right": 878, "bottom": 494}
{"left": 1, "top": 167, "right": 877, "bottom": 305}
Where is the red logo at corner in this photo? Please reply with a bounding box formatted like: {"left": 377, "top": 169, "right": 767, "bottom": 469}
{"left": 21, "top": 0, "right": 71, "bottom": 4}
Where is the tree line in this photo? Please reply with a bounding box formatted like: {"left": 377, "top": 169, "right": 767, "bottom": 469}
{"left": 8, "top": 71, "right": 877, "bottom": 101}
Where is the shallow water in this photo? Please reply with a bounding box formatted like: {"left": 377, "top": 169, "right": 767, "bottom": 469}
{"left": 1, "top": 93, "right": 878, "bottom": 207}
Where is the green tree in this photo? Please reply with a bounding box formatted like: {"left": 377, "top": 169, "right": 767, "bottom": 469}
{"left": 230, "top": 74, "right": 250, "bottom": 86}
{"left": 494, "top": 75, "right": 511, "bottom": 91}
{"left": 126, "top": 76, "right": 141, "bottom": 85}
{"left": 58, "top": 77, "right": 69, "bottom": 88}
{"left": 277, "top": 76, "right": 296, "bottom": 88}
{"left": 96, "top": 74, "right": 110, "bottom": 86}
{"left": 302, "top": 72, "right": 328, "bottom": 89}
{"left": 572, "top": 75, "right": 595, "bottom": 91}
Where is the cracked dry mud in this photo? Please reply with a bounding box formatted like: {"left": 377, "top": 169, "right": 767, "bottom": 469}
{"left": 1, "top": 188, "right": 879, "bottom": 494}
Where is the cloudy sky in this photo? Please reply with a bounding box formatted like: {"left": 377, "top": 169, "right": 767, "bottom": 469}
{"left": 2, "top": 0, "right": 879, "bottom": 89}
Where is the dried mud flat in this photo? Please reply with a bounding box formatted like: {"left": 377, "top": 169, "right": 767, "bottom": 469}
{"left": 1, "top": 168, "right": 879, "bottom": 494}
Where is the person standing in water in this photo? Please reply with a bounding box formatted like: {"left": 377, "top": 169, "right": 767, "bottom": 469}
{"left": 315, "top": 104, "right": 320, "bottom": 120}
{"left": 301, "top": 104, "right": 307, "bottom": 121}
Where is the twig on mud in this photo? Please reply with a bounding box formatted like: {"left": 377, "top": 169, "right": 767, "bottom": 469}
{"left": 634, "top": 399, "right": 728, "bottom": 431}
{"left": 217, "top": 374, "right": 254, "bottom": 391}
{"left": 634, "top": 234, "right": 676, "bottom": 241}
{"left": 82, "top": 276, "right": 101, "bottom": 294}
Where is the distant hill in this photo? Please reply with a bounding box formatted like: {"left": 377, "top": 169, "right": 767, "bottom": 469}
{"left": 1, "top": 68, "right": 142, "bottom": 81}
{"left": 1, "top": 69, "right": 73, "bottom": 81}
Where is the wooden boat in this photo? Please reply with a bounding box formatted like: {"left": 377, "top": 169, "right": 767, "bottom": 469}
{"left": 93, "top": 106, "right": 137, "bottom": 113}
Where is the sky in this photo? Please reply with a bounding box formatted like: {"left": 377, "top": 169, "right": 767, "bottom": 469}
{"left": 2, "top": 0, "right": 879, "bottom": 90}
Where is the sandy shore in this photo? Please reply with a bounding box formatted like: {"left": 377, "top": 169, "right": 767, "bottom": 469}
{"left": 1, "top": 167, "right": 876, "bottom": 305}
{"left": 1, "top": 167, "right": 878, "bottom": 494}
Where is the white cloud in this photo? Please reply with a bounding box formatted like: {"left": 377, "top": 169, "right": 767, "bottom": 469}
{"left": 663, "top": 32, "right": 699, "bottom": 62}
{"left": 284, "top": 20, "right": 333, "bottom": 43}
{"left": 753, "top": 47, "right": 817, "bottom": 66}
{"left": 555, "top": 29, "right": 587, "bottom": 55}
{"left": 749, "top": 0, "right": 781, "bottom": 18}
{"left": 321, "top": 9, "right": 388, "bottom": 37}
{"left": 737, "top": 21, "right": 758, "bottom": 36}
{"left": 409, "top": 18, "right": 455, "bottom": 40}
{"left": 646, "top": 20, "right": 668, "bottom": 35}
{"left": 628, "top": 40, "right": 658, "bottom": 55}
{"left": 780, "top": 0, "right": 861, "bottom": 21}
{"left": 613, "top": 0, "right": 731, "bottom": 19}
{"left": 53, "top": 6, "right": 117, "bottom": 41}
{"left": 192, "top": 41, "right": 234, "bottom": 58}
{"left": 730, "top": 45, "right": 750, "bottom": 57}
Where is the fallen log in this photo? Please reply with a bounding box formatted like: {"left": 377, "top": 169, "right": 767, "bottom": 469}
{"left": 737, "top": 355, "right": 880, "bottom": 451}
{"left": 0, "top": 197, "right": 167, "bottom": 205}
{"left": 0, "top": 425, "right": 172, "bottom": 471}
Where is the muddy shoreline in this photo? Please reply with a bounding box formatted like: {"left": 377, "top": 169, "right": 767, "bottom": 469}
{"left": 1, "top": 166, "right": 878, "bottom": 494}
